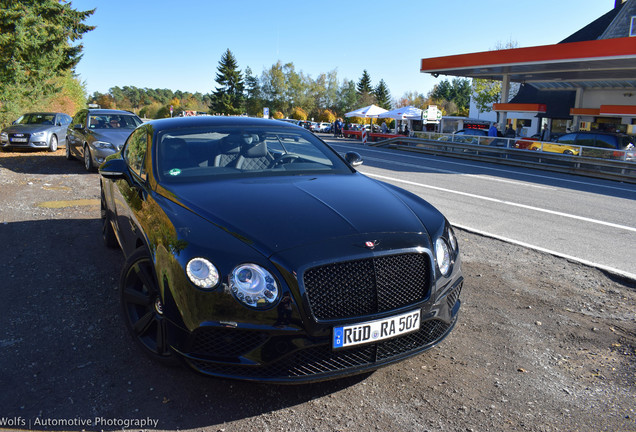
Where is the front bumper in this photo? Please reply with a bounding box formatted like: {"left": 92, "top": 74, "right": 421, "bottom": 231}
{"left": 173, "top": 279, "right": 463, "bottom": 383}
{"left": 90, "top": 146, "right": 119, "bottom": 166}
{"left": 1, "top": 137, "right": 49, "bottom": 149}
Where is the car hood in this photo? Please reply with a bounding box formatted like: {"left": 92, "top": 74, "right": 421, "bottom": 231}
{"left": 3, "top": 124, "right": 53, "bottom": 134}
{"left": 91, "top": 129, "right": 135, "bottom": 146}
{"left": 161, "top": 173, "right": 439, "bottom": 256}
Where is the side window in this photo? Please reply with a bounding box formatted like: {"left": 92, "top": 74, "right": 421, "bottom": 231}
{"left": 556, "top": 133, "right": 577, "bottom": 144}
{"left": 593, "top": 134, "right": 616, "bottom": 149}
{"left": 576, "top": 134, "right": 595, "bottom": 147}
{"left": 124, "top": 127, "right": 148, "bottom": 179}
{"left": 62, "top": 114, "right": 72, "bottom": 125}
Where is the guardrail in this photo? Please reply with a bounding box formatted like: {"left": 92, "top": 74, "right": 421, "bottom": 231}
{"left": 365, "top": 135, "right": 636, "bottom": 184}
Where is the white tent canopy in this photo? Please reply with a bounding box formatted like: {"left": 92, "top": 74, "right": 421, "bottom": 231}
{"left": 377, "top": 105, "right": 422, "bottom": 120}
{"left": 344, "top": 104, "right": 388, "bottom": 118}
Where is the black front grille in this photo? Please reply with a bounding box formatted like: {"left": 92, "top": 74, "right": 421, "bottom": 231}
{"left": 189, "top": 319, "right": 452, "bottom": 380}
{"left": 377, "top": 319, "right": 450, "bottom": 360}
{"left": 186, "top": 327, "right": 267, "bottom": 359}
{"left": 303, "top": 253, "right": 431, "bottom": 320}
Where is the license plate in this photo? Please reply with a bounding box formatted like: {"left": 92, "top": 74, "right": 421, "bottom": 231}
{"left": 333, "top": 309, "right": 421, "bottom": 349}
{"left": 10, "top": 138, "right": 27, "bottom": 143}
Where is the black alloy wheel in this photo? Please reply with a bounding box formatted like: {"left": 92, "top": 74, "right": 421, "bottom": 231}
{"left": 120, "top": 247, "right": 177, "bottom": 364}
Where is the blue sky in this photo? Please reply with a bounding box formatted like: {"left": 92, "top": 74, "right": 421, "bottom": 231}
{"left": 71, "top": 0, "right": 613, "bottom": 103}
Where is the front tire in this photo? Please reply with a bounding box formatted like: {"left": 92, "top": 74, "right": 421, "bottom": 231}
{"left": 120, "top": 247, "right": 178, "bottom": 365}
{"left": 84, "top": 145, "right": 94, "bottom": 171}
{"left": 48, "top": 135, "right": 58, "bottom": 152}
{"left": 65, "top": 142, "right": 74, "bottom": 160}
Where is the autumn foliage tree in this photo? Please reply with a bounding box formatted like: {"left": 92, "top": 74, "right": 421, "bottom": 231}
{"left": 290, "top": 107, "right": 308, "bottom": 120}
{"left": 318, "top": 109, "right": 336, "bottom": 123}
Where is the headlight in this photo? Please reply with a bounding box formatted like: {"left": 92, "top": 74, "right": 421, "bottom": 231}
{"left": 230, "top": 264, "right": 279, "bottom": 309}
{"left": 186, "top": 258, "right": 219, "bottom": 289}
{"left": 31, "top": 131, "right": 46, "bottom": 138}
{"left": 94, "top": 140, "right": 114, "bottom": 150}
{"left": 435, "top": 238, "right": 451, "bottom": 277}
{"left": 448, "top": 226, "right": 458, "bottom": 253}
{"left": 0, "top": 132, "right": 7, "bottom": 140}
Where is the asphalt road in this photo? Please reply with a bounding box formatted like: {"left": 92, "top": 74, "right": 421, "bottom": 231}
{"left": 326, "top": 137, "right": 636, "bottom": 280}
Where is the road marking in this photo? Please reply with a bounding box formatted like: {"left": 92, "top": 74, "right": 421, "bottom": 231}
{"left": 454, "top": 224, "right": 636, "bottom": 282}
{"left": 331, "top": 142, "right": 636, "bottom": 194}
{"left": 37, "top": 199, "right": 100, "bottom": 208}
{"left": 362, "top": 156, "right": 556, "bottom": 190}
{"left": 42, "top": 185, "right": 72, "bottom": 191}
{"left": 366, "top": 172, "right": 636, "bottom": 234}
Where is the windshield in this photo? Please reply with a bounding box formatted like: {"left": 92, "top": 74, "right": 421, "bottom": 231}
{"left": 89, "top": 114, "right": 142, "bottom": 130}
{"left": 156, "top": 126, "right": 352, "bottom": 183}
{"left": 16, "top": 113, "right": 56, "bottom": 125}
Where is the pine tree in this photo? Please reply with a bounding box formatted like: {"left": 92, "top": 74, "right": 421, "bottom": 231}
{"left": 431, "top": 78, "right": 472, "bottom": 114}
{"left": 210, "top": 49, "right": 245, "bottom": 115}
{"left": 374, "top": 79, "right": 392, "bottom": 110}
{"left": 244, "top": 66, "right": 262, "bottom": 116}
{"left": 356, "top": 70, "right": 376, "bottom": 107}
{"left": 356, "top": 70, "right": 373, "bottom": 95}
{"left": 0, "top": 0, "right": 94, "bottom": 125}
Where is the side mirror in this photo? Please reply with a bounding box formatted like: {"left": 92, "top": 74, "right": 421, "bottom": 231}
{"left": 344, "top": 152, "right": 363, "bottom": 167}
{"left": 74, "top": 123, "right": 84, "bottom": 130}
{"left": 99, "top": 156, "right": 127, "bottom": 180}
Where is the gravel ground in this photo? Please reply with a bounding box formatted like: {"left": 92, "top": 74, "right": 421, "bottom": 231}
{"left": 0, "top": 149, "right": 634, "bottom": 432}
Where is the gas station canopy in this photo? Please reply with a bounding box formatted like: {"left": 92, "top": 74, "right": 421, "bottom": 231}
{"left": 420, "top": 37, "right": 636, "bottom": 91}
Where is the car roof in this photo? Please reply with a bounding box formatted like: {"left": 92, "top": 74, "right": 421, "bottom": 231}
{"left": 144, "top": 115, "right": 304, "bottom": 132}
{"left": 24, "top": 112, "right": 64, "bottom": 116}
{"left": 86, "top": 109, "right": 138, "bottom": 116}
{"left": 572, "top": 131, "right": 631, "bottom": 137}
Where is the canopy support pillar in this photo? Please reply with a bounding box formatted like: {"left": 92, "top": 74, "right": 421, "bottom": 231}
{"left": 573, "top": 87, "right": 584, "bottom": 131}
{"left": 499, "top": 74, "right": 510, "bottom": 131}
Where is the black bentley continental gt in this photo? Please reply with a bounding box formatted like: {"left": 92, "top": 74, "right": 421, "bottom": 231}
{"left": 99, "top": 116, "right": 463, "bottom": 383}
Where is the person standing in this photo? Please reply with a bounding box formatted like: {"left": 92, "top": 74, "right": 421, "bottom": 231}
{"left": 488, "top": 122, "right": 498, "bottom": 137}
{"left": 542, "top": 124, "right": 551, "bottom": 141}
{"left": 504, "top": 124, "right": 515, "bottom": 137}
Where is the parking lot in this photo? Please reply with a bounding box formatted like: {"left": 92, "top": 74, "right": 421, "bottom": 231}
{"left": 0, "top": 149, "right": 634, "bottom": 432}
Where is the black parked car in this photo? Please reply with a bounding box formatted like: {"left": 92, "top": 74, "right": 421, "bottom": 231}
{"left": 99, "top": 116, "right": 463, "bottom": 383}
{"left": 1, "top": 112, "right": 72, "bottom": 152}
{"left": 66, "top": 108, "right": 143, "bottom": 171}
